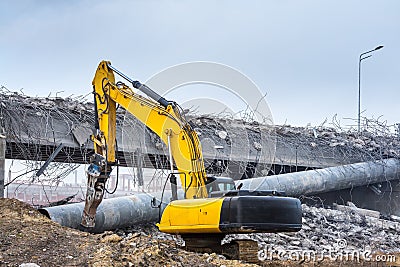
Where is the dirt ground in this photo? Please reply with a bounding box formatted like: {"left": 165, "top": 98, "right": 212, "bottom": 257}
{"left": 1, "top": 198, "right": 399, "bottom": 267}
{"left": 0, "top": 198, "right": 263, "bottom": 267}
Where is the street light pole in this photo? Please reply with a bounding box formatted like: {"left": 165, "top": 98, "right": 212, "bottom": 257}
{"left": 358, "top": 45, "right": 384, "bottom": 133}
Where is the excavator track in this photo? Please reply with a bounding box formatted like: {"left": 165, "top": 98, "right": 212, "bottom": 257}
{"left": 222, "top": 239, "right": 260, "bottom": 263}
{"left": 182, "top": 234, "right": 260, "bottom": 263}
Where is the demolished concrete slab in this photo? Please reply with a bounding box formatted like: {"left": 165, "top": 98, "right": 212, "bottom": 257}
{"left": 1, "top": 87, "right": 399, "bottom": 177}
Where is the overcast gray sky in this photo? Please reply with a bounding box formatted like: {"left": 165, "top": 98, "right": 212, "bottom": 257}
{"left": 1, "top": 0, "right": 399, "bottom": 127}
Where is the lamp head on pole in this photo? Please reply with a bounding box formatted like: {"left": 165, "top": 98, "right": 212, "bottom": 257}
{"left": 374, "top": 45, "right": 384, "bottom": 50}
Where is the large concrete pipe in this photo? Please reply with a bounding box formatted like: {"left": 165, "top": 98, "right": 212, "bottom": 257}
{"left": 40, "top": 159, "right": 400, "bottom": 232}
{"left": 239, "top": 158, "right": 400, "bottom": 196}
{"left": 39, "top": 190, "right": 183, "bottom": 232}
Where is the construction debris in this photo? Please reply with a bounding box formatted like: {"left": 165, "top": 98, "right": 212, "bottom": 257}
{"left": 225, "top": 204, "right": 400, "bottom": 265}
{"left": 391, "top": 215, "right": 400, "bottom": 223}
{"left": 2, "top": 198, "right": 398, "bottom": 266}
{"left": 0, "top": 198, "right": 258, "bottom": 267}
{"left": 0, "top": 87, "right": 399, "bottom": 266}
{"left": 333, "top": 202, "right": 380, "bottom": 219}
{"left": 1, "top": 86, "right": 400, "bottom": 195}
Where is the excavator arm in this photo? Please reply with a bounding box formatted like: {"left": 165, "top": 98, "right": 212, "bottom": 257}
{"left": 82, "top": 61, "right": 208, "bottom": 227}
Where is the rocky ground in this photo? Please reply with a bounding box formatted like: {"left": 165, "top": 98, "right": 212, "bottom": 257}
{"left": 0, "top": 198, "right": 261, "bottom": 267}
{"left": 1, "top": 198, "right": 399, "bottom": 267}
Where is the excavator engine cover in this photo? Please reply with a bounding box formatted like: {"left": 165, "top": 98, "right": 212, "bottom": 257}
{"left": 158, "top": 192, "right": 302, "bottom": 234}
{"left": 219, "top": 195, "right": 302, "bottom": 233}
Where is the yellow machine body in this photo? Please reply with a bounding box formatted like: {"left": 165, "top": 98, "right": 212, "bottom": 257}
{"left": 82, "top": 61, "right": 302, "bottom": 242}
{"left": 157, "top": 198, "right": 224, "bottom": 234}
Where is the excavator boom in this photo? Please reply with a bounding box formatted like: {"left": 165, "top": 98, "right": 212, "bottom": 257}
{"left": 82, "top": 61, "right": 209, "bottom": 226}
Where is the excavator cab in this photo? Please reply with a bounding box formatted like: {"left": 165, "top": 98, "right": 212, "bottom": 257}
{"left": 205, "top": 176, "right": 236, "bottom": 198}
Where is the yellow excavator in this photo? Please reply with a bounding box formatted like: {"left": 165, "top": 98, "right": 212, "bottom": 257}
{"left": 82, "top": 61, "right": 302, "bottom": 258}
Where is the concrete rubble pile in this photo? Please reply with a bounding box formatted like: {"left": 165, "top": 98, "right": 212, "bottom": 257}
{"left": 0, "top": 86, "right": 95, "bottom": 128}
{"left": 225, "top": 204, "right": 400, "bottom": 253}
{"left": 170, "top": 115, "right": 400, "bottom": 179}
{"left": 103, "top": 203, "right": 399, "bottom": 264}
{"left": 3, "top": 197, "right": 399, "bottom": 266}
{"left": 115, "top": 204, "right": 400, "bottom": 255}
{"left": 274, "top": 124, "right": 400, "bottom": 160}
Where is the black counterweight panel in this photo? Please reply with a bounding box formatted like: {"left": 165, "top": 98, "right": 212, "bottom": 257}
{"left": 219, "top": 195, "right": 302, "bottom": 233}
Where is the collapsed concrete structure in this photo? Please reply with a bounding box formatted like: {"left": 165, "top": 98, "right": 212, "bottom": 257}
{"left": 0, "top": 87, "right": 398, "bottom": 173}
{"left": 0, "top": 86, "right": 399, "bottom": 217}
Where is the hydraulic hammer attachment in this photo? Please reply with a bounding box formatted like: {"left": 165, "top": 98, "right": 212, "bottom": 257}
{"left": 81, "top": 154, "right": 110, "bottom": 228}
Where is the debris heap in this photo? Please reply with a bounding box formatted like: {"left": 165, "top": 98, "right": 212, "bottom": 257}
{"left": 226, "top": 204, "right": 400, "bottom": 253}
{"left": 0, "top": 198, "right": 256, "bottom": 267}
